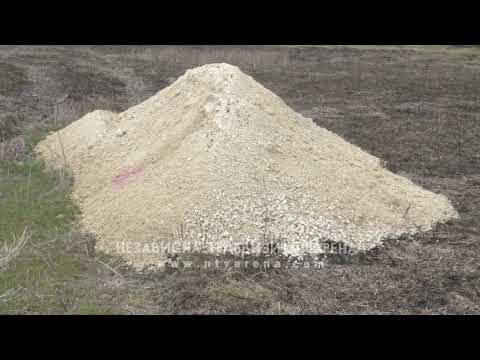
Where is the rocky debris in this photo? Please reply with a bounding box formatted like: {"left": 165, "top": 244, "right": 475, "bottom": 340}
{"left": 36, "top": 63, "right": 459, "bottom": 269}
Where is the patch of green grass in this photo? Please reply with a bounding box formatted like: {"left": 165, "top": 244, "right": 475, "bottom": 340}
{"left": 0, "top": 129, "right": 125, "bottom": 314}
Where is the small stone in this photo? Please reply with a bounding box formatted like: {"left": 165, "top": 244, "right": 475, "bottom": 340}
{"left": 116, "top": 129, "right": 126, "bottom": 137}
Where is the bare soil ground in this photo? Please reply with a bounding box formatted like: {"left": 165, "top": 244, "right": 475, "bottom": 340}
{"left": 1, "top": 45, "right": 479, "bottom": 314}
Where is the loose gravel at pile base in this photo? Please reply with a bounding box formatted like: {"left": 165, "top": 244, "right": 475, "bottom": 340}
{"left": 36, "top": 63, "right": 459, "bottom": 269}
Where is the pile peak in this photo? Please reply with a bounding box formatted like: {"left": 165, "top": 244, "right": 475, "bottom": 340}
{"left": 187, "top": 62, "right": 241, "bottom": 74}
{"left": 36, "top": 63, "right": 459, "bottom": 269}
{"left": 178, "top": 63, "right": 243, "bottom": 88}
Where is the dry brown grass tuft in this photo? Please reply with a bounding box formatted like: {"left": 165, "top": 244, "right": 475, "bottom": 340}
{"left": 0, "top": 228, "right": 30, "bottom": 302}
{"left": 0, "top": 228, "right": 30, "bottom": 272}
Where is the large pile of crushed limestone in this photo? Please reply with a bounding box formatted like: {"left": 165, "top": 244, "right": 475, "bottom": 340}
{"left": 36, "top": 63, "right": 459, "bottom": 269}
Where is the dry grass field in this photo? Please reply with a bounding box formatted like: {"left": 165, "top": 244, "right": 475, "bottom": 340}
{"left": 0, "top": 45, "right": 479, "bottom": 314}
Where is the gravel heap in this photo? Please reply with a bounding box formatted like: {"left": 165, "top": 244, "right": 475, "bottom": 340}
{"left": 36, "top": 63, "right": 459, "bottom": 269}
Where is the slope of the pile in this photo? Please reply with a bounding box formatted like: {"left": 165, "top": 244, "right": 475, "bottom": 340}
{"left": 36, "top": 63, "right": 459, "bottom": 269}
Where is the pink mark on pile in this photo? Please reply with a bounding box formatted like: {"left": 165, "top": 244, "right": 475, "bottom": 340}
{"left": 112, "top": 166, "right": 144, "bottom": 187}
